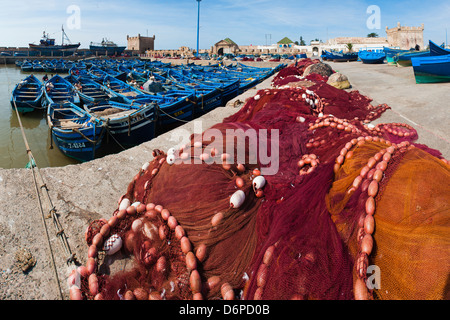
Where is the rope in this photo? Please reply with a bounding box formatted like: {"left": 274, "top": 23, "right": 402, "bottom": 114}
{"left": 156, "top": 103, "right": 191, "bottom": 123}
{"left": 11, "top": 97, "right": 76, "bottom": 300}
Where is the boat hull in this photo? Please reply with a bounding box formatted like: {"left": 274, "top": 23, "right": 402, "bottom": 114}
{"left": 10, "top": 75, "right": 44, "bottom": 113}
{"left": 412, "top": 56, "right": 450, "bottom": 83}
{"left": 48, "top": 103, "right": 105, "bottom": 162}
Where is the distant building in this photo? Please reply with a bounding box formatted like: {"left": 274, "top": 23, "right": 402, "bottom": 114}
{"left": 127, "top": 34, "right": 155, "bottom": 54}
{"left": 212, "top": 38, "right": 239, "bottom": 55}
{"left": 277, "top": 37, "right": 294, "bottom": 49}
{"left": 385, "top": 22, "right": 424, "bottom": 50}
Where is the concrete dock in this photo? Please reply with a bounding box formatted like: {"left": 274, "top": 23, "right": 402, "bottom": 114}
{"left": 0, "top": 60, "right": 448, "bottom": 299}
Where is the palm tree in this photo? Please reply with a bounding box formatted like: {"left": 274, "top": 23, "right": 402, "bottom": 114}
{"left": 367, "top": 32, "right": 379, "bottom": 38}
{"left": 346, "top": 43, "right": 353, "bottom": 52}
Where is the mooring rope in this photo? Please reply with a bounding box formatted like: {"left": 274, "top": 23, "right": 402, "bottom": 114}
{"left": 8, "top": 64, "right": 78, "bottom": 299}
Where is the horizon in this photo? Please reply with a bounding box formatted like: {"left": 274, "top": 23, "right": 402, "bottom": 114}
{"left": 0, "top": 0, "right": 448, "bottom": 50}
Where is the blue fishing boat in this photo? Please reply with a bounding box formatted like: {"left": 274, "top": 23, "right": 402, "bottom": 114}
{"left": 325, "top": 51, "right": 358, "bottom": 62}
{"left": 395, "top": 50, "right": 430, "bottom": 67}
{"left": 103, "top": 75, "right": 148, "bottom": 102}
{"left": 358, "top": 50, "right": 386, "bottom": 64}
{"left": 429, "top": 40, "right": 450, "bottom": 56}
{"left": 21, "top": 61, "right": 34, "bottom": 72}
{"left": 84, "top": 100, "right": 156, "bottom": 146}
{"left": 133, "top": 90, "right": 196, "bottom": 126}
{"left": 66, "top": 75, "right": 123, "bottom": 104}
{"left": 32, "top": 61, "right": 44, "bottom": 72}
{"left": 43, "top": 74, "right": 80, "bottom": 107}
{"left": 165, "top": 70, "right": 222, "bottom": 115}
{"left": 411, "top": 55, "right": 450, "bottom": 83}
{"left": 10, "top": 75, "right": 44, "bottom": 113}
{"left": 47, "top": 102, "right": 105, "bottom": 162}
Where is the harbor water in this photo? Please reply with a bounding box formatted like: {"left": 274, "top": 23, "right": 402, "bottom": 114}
{"left": 0, "top": 65, "right": 80, "bottom": 169}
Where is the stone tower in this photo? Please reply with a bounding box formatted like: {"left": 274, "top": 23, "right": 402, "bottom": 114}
{"left": 385, "top": 22, "right": 424, "bottom": 50}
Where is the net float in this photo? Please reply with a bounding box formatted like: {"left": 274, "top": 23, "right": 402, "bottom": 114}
{"left": 141, "top": 162, "right": 150, "bottom": 171}
{"left": 69, "top": 285, "right": 83, "bottom": 300}
{"left": 167, "top": 154, "right": 176, "bottom": 165}
{"left": 99, "top": 223, "right": 110, "bottom": 237}
{"left": 367, "top": 181, "right": 379, "bottom": 197}
{"left": 119, "top": 198, "right": 130, "bottom": 211}
{"left": 365, "top": 196, "right": 376, "bottom": 216}
{"left": 190, "top": 270, "right": 202, "bottom": 293}
{"left": 108, "top": 216, "right": 118, "bottom": 228}
{"left": 361, "top": 234, "right": 374, "bottom": 255}
{"left": 156, "top": 256, "right": 167, "bottom": 274}
{"left": 131, "top": 218, "right": 143, "bottom": 233}
{"left": 252, "top": 168, "right": 261, "bottom": 176}
{"left": 86, "top": 257, "right": 97, "bottom": 275}
{"left": 92, "top": 233, "right": 103, "bottom": 249}
{"left": 180, "top": 236, "right": 192, "bottom": 253}
{"left": 185, "top": 251, "right": 197, "bottom": 270}
{"left": 167, "top": 147, "right": 175, "bottom": 155}
{"left": 254, "top": 287, "right": 263, "bottom": 300}
{"left": 88, "top": 274, "right": 99, "bottom": 296}
{"left": 221, "top": 283, "right": 234, "bottom": 300}
{"left": 126, "top": 205, "right": 137, "bottom": 216}
{"left": 88, "top": 245, "right": 98, "bottom": 259}
{"left": 263, "top": 245, "right": 275, "bottom": 265}
{"left": 206, "top": 276, "right": 221, "bottom": 291}
{"left": 354, "top": 278, "right": 368, "bottom": 300}
{"left": 364, "top": 214, "right": 375, "bottom": 235}
{"left": 167, "top": 216, "right": 178, "bottom": 229}
{"left": 211, "top": 212, "right": 224, "bottom": 227}
{"left": 230, "top": 190, "right": 245, "bottom": 209}
{"left": 133, "top": 288, "right": 148, "bottom": 301}
{"left": 103, "top": 234, "right": 122, "bottom": 255}
{"left": 256, "top": 263, "right": 268, "bottom": 287}
{"left": 253, "top": 175, "right": 266, "bottom": 190}
{"left": 235, "top": 177, "right": 244, "bottom": 188}
{"left": 195, "top": 243, "right": 207, "bottom": 262}
{"left": 161, "top": 208, "right": 171, "bottom": 220}
{"left": 175, "top": 225, "right": 185, "bottom": 240}
{"left": 124, "top": 290, "right": 135, "bottom": 300}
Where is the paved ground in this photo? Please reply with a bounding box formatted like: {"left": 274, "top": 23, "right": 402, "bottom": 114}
{"left": 0, "top": 59, "right": 448, "bottom": 300}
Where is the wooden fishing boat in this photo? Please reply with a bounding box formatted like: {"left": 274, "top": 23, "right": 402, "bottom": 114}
{"left": 47, "top": 102, "right": 105, "bottom": 162}
{"left": 10, "top": 74, "right": 44, "bottom": 113}
{"left": 429, "top": 40, "right": 450, "bottom": 56}
{"left": 358, "top": 50, "right": 386, "bottom": 64}
{"left": 89, "top": 66, "right": 126, "bottom": 83}
{"left": 21, "top": 61, "right": 34, "bottom": 72}
{"left": 43, "top": 74, "right": 80, "bottom": 107}
{"left": 324, "top": 51, "right": 358, "bottom": 62}
{"left": 411, "top": 55, "right": 450, "bottom": 83}
{"left": 134, "top": 90, "right": 196, "bottom": 126}
{"left": 103, "top": 75, "right": 148, "bottom": 102}
{"left": 66, "top": 75, "right": 123, "bottom": 104}
{"left": 383, "top": 47, "right": 410, "bottom": 65}
{"left": 84, "top": 100, "right": 156, "bottom": 146}
{"left": 395, "top": 50, "right": 430, "bottom": 67}
{"left": 165, "top": 69, "right": 222, "bottom": 115}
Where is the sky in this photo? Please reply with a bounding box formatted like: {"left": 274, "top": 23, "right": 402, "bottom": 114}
{"left": 0, "top": 0, "right": 449, "bottom": 50}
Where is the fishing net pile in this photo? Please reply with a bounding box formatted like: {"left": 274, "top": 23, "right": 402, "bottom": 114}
{"left": 69, "top": 60, "right": 450, "bottom": 300}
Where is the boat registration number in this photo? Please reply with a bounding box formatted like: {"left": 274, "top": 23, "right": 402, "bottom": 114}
{"left": 174, "top": 110, "right": 184, "bottom": 117}
{"left": 68, "top": 142, "right": 86, "bottom": 149}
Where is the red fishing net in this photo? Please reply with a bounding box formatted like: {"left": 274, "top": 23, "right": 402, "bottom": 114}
{"left": 69, "top": 60, "right": 450, "bottom": 300}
